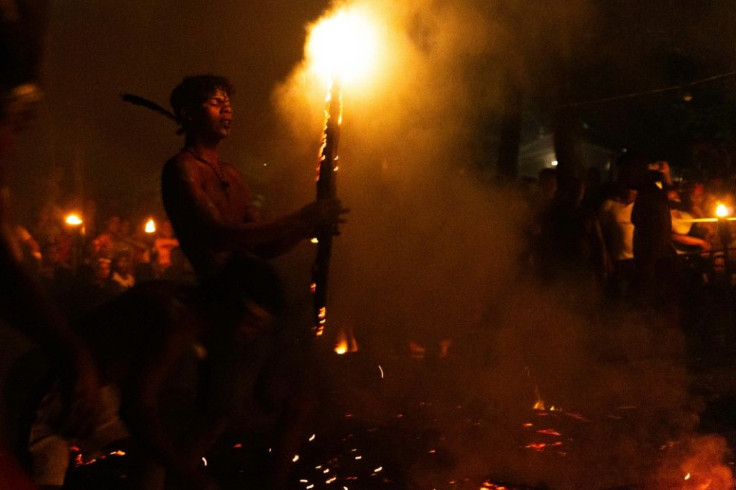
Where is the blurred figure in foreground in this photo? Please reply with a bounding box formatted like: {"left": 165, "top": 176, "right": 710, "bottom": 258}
{"left": 1, "top": 1, "right": 102, "bottom": 487}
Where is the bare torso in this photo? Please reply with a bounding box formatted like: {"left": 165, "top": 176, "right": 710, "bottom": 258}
{"left": 161, "top": 150, "right": 260, "bottom": 275}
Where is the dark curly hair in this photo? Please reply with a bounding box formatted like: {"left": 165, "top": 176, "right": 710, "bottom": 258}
{"left": 169, "top": 75, "right": 234, "bottom": 125}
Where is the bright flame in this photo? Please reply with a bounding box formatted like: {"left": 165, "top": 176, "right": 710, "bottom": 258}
{"left": 334, "top": 327, "right": 359, "bottom": 355}
{"left": 144, "top": 218, "right": 156, "bottom": 234}
{"left": 65, "top": 213, "right": 83, "bottom": 226}
{"left": 306, "top": 6, "right": 382, "bottom": 87}
{"left": 335, "top": 336, "right": 348, "bottom": 355}
{"left": 716, "top": 203, "right": 729, "bottom": 218}
{"left": 532, "top": 386, "right": 546, "bottom": 410}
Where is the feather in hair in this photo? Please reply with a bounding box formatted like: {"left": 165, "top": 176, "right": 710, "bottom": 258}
{"left": 120, "top": 93, "right": 177, "bottom": 122}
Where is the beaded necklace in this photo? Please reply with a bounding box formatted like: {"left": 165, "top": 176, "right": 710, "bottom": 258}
{"left": 185, "top": 148, "right": 230, "bottom": 191}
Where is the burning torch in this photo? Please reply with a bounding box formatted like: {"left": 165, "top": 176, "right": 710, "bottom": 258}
{"left": 311, "top": 80, "right": 342, "bottom": 336}
{"left": 305, "top": 7, "right": 381, "bottom": 337}
{"left": 64, "top": 212, "right": 84, "bottom": 269}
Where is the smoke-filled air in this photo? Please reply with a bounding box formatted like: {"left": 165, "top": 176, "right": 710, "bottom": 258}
{"left": 269, "top": 1, "right": 734, "bottom": 488}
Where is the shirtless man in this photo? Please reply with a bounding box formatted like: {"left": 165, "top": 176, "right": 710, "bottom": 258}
{"left": 160, "top": 75, "right": 346, "bottom": 488}
{"left": 162, "top": 75, "right": 344, "bottom": 280}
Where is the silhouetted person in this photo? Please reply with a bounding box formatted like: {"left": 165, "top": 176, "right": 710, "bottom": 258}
{"left": 538, "top": 177, "right": 607, "bottom": 288}
{"left": 623, "top": 154, "right": 678, "bottom": 307}
{"left": 109, "top": 250, "right": 135, "bottom": 294}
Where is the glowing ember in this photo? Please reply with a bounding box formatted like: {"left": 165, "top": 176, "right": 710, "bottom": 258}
{"left": 144, "top": 218, "right": 156, "bottom": 234}
{"left": 65, "top": 213, "right": 83, "bottom": 226}
{"left": 481, "top": 482, "right": 509, "bottom": 490}
{"left": 525, "top": 441, "right": 563, "bottom": 452}
{"left": 537, "top": 428, "right": 562, "bottom": 436}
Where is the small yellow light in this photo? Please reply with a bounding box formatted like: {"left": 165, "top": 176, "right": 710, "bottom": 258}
{"left": 144, "top": 218, "right": 156, "bottom": 234}
{"left": 65, "top": 213, "right": 83, "bottom": 226}
{"left": 716, "top": 203, "right": 729, "bottom": 218}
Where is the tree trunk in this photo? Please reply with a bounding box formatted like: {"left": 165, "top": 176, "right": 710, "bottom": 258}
{"left": 496, "top": 81, "right": 523, "bottom": 182}
{"left": 552, "top": 106, "right": 583, "bottom": 185}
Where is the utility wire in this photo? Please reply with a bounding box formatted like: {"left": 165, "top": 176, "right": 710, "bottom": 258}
{"left": 557, "top": 71, "right": 736, "bottom": 108}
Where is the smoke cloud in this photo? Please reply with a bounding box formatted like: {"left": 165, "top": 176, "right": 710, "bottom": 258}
{"left": 268, "top": 1, "right": 734, "bottom": 488}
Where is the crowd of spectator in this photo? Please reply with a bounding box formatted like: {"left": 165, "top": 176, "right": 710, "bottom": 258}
{"left": 525, "top": 154, "right": 736, "bottom": 310}
{"left": 11, "top": 205, "right": 195, "bottom": 323}
{"left": 12, "top": 153, "right": 736, "bottom": 329}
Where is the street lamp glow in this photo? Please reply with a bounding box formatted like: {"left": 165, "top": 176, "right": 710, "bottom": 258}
{"left": 65, "top": 213, "right": 83, "bottom": 226}
{"left": 306, "top": 7, "right": 382, "bottom": 87}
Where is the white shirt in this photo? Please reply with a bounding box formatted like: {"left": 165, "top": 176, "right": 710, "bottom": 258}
{"left": 600, "top": 198, "right": 635, "bottom": 261}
